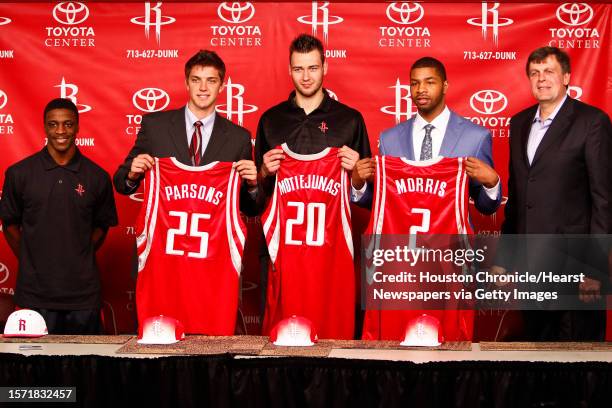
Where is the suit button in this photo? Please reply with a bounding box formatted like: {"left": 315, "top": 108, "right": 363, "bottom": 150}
{"left": 528, "top": 177, "right": 535, "bottom": 182}
{"left": 526, "top": 203, "right": 533, "bottom": 209}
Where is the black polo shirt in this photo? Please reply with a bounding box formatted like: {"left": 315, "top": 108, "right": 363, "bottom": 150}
{"left": 254, "top": 90, "right": 371, "bottom": 174}
{"left": 0, "top": 147, "right": 118, "bottom": 310}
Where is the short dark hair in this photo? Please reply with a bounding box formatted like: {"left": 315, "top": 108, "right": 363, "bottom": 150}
{"left": 526, "top": 46, "right": 571, "bottom": 75}
{"left": 289, "top": 34, "right": 325, "bottom": 64}
{"left": 184, "top": 50, "right": 226, "bottom": 82}
{"left": 410, "top": 57, "right": 447, "bottom": 82}
{"left": 43, "top": 98, "right": 79, "bottom": 123}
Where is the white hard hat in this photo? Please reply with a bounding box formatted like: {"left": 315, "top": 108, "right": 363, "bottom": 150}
{"left": 270, "top": 315, "right": 318, "bottom": 347}
{"left": 3, "top": 309, "right": 48, "bottom": 338}
{"left": 138, "top": 315, "right": 185, "bottom": 345}
{"left": 400, "top": 314, "right": 442, "bottom": 347}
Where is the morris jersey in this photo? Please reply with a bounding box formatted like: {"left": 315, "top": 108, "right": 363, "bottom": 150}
{"left": 363, "top": 156, "right": 474, "bottom": 341}
{"left": 136, "top": 157, "right": 245, "bottom": 335}
{"left": 262, "top": 144, "right": 354, "bottom": 339}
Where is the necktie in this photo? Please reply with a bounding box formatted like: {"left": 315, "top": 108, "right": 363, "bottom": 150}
{"left": 190, "top": 121, "right": 202, "bottom": 166}
{"left": 419, "top": 124, "right": 434, "bottom": 161}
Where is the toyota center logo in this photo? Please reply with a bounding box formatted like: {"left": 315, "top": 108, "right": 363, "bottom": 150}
{"left": 386, "top": 2, "right": 424, "bottom": 25}
{"left": 0, "top": 262, "right": 9, "bottom": 285}
{"left": 217, "top": 2, "right": 255, "bottom": 24}
{"left": 131, "top": 2, "right": 176, "bottom": 45}
{"left": 215, "top": 78, "right": 258, "bottom": 126}
{"left": 556, "top": 3, "right": 593, "bottom": 26}
{"left": 132, "top": 88, "right": 170, "bottom": 113}
{"left": 297, "top": 1, "right": 343, "bottom": 44}
{"left": 0, "top": 90, "right": 7, "bottom": 110}
{"left": 53, "top": 2, "right": 89, "bottom": 25}
{"left": 470, "top": 90, "right": 507, "bottom": 115}
{"left": 380, "top": 79, "right": 417, "bottom": 124}
{"left": 0, "top": 17, "right": 11, "bottom": 26}
{"left": 129, "top": 192, "right": 144, "bottom": 202}
{"left": 55, "top": 77, "right": 92, "bottom": 113}
{"left": 467, "top": 2, "right": 513, "bottom": 46}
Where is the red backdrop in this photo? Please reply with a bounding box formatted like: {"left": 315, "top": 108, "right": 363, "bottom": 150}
{"left": 0, "top": 2, "right": 609, "bottom": 337}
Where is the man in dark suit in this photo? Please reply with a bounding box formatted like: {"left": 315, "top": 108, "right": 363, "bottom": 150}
{"left": 113, "top": 50, "right": 258, "bottom": 213}
{"left": 501, "top": 46, "right": 612, "bottom": 340}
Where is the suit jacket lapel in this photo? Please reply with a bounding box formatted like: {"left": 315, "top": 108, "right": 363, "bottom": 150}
{"left": 170, "top": 108, "right": 191, "bottom": 164}
{"left": 440, "top": 111, "right": 463, "bottom": 157}
{"left": 518, "top": 106, "right": 537, "bottom": 169}
{"left": 531, "top": 98, "right": 574, "bottom": 167}
{"left": 202, "top": 112, "right": 228, "bottom": 164}
{"left": 401, "top": 119, "right": 415, "bottom": 160}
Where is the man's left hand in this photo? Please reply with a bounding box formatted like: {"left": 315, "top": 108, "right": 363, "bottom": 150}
{"left": 338, "top": 145, "right": 359, "bottom": 172}
{"left": 234, "top": 160, "right": 258, "bottom": 187}
{"left": 464, "top": 157, "right": 499, "bottom": 188}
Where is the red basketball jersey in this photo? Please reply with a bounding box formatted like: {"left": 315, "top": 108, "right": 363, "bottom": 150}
{"left": 262, "top": 144, "right": 354, "bottom": 339}
{"left": 362, "top": 156, "right": 474, "bottom": 341}
{"left": 136, "top": 157, "right": 245, "bottom": 335}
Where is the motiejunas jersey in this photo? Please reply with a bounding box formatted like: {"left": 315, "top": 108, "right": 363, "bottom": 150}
{"left": 136, "top": 157, "right": 245, "bottom": 335}
{"left": 262, "top": 144, "right": 354, "bottom": 339}
{"left": 362, "top": 156, "right": 474, "bottom": 341}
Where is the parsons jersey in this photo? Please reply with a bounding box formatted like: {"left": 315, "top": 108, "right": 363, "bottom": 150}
{"left": 362, "top": 156, "right": 474, "bottom": 341}
{"left": 262, "top": 144, "right": 354, "bottom": 339}
{"left": 136, "top": 157, "right": 245, "bottom": 335}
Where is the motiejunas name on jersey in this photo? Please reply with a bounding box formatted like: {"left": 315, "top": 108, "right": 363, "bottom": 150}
{"left": 394, "top": 177, "right": 447, "bottom": 197}
{"left": 278, "top": 174, "right": 341, "bottom": 196}
{"left": 164, "top": 183, "right": 224, "bottom": 205}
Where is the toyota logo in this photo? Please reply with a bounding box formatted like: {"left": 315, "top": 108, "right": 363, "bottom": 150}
{"left": 217, "top": 2, "right": 255, "bottom": 24}
{"left": 0, "top": 90, "right": 7, "bottom": 110}
{"left": 556, "top": 3, "right": 593, "bottom": 26}
{"left": 470, "top": 90, "right": 507, "bottom": 115}
{"left": 132, "top": 88, "right": 170, "bottom": 113}
{"left": 0, "top": 263, "right": 9, "bottom": 285}
{"left": 386, "top": 2, "right": 424, "bottom": 25}
{"left": 52, "top": 2, "right": 89, "bottom": 25}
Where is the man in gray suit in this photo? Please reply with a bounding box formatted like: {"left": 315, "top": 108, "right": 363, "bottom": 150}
{"left": 352, "top": 57, "right": 501, "bottom": 214}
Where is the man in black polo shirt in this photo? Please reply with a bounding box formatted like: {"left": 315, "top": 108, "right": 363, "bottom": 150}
{"left": 0, "top": 98, "right": 118, "bottom": 334}
{"left": 255, "top": 34, "right": 371, "bottom": 337}
{"left": 255, "top": 33, "right": 371, "bottom": 192}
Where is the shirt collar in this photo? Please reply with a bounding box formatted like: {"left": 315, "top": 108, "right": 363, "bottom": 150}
{"left": 534, "top": 94, "right": 567, "bottom": 123}
{"left": 287, "top": 89, "right": 332, "bottom": 113}
{"left": 414, "top": 105, "right": 450, "bottom": 131}
{"left": 41, "top": 146, "right": 82, "bottom": 172}
{"left": 185, "top": 105, "right": 216, "bottom": 129}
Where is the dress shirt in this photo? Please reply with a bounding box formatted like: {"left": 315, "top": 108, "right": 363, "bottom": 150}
{"left": 527, "top": 95, "right": 567, "bottom": 164}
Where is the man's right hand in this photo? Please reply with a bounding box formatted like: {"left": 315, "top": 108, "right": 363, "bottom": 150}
{"left": 352, "top": 158, "right": 376, "bottom": 190}
{"left": 128, "top": 154, "right": 155, "bottom": 181}
{"left": 260, "top": 148, "right": 285, "bottom": 178}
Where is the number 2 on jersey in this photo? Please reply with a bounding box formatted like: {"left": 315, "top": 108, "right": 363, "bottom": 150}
{"left": 285, "top": 201, "right": 326, "bottom": 246}
{"left": 409, "top": 208, "right": 430, "bottom": 248}
{"left": 166, "top": 211, "right": 210, "bottom": 258}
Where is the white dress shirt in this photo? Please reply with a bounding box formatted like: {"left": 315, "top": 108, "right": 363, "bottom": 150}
{"left": 412, "top": 106, "right": 451, "bottom": 159}
{"left": 526, "top": 95, "right": 566, "bottom": 165}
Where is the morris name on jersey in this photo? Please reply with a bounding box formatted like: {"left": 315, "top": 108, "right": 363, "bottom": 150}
{"left": 394, "top": 177, "right": 447, "bottom": 197}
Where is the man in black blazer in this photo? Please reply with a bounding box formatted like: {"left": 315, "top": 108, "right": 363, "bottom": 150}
{"left": 113, "top": 50, "right": 258, "bottom": 214}
{"left": 501, "top": 46, "right": 612, "bottom": 340}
